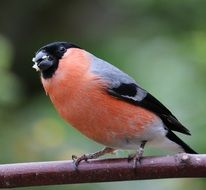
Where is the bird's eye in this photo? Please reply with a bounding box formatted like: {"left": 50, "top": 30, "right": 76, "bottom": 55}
{"left": 59, "top": 46, "right": 66, "bottom": 53}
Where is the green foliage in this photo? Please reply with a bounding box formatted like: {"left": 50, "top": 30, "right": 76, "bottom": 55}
{"left": 0, "top": 0, "right": 206, "bottom": 189}
{"left": 0, "top": 36, "right": 23, "bottom": 107}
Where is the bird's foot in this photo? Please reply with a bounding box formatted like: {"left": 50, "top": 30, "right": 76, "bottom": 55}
{"left": 127, "top": 151, "right": 142, "bottom": 168}
{"left": 72, "top": 147, "right": 115, "bottom": 168}
{"left": 127, "top": 141, "right": 147, "bottom": 168}
{"left": 72, "top": 154, "right": 91, "bottom": 168}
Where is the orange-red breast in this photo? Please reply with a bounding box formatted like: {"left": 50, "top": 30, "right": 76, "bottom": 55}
{"left": 32, "top": 42, "right": 197, "bottom": 166}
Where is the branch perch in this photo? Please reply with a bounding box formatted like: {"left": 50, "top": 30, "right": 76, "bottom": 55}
{"left": 0, "top": 154, "right": 206, "bottom": 188}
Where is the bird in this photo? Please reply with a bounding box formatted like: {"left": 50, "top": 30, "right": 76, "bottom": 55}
{"left": 32, "top": 41, "right": 197, "bottom": 167}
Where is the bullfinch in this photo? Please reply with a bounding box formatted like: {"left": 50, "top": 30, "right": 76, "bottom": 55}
{"left": 32, "top": 41, "right": 197, "bottom": 167}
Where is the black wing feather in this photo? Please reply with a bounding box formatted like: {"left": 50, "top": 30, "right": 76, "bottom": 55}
{"left": 108, "top": 83, "right": 191, "bottom": 135}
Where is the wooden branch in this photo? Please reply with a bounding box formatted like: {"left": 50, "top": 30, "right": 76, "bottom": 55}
{"left": 0, "top": 154, "right": 205, "bottom": 188}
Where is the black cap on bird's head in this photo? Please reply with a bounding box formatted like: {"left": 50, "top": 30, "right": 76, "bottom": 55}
{"left": 32, "top": 41, "right": 80, "bottom": 79}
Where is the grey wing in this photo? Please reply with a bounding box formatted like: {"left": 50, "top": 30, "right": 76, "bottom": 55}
{"left": 90, "top": 54, "right": 147, "bottom": 101}
{"left": 90, "top": 54, "right": 191, "bottom": 135}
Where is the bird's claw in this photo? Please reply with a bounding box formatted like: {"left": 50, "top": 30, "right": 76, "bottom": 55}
{"left": 127, "top": 141, "right": 146, "bottom": 168}
{"left": 71, "top": 147, "right": 115, "bottom": 169}
{"left": 72, "top": 154, "right": 89, "bottom": 168}
{"left": 127, "top": 153, "right": 142, "bottom": 168}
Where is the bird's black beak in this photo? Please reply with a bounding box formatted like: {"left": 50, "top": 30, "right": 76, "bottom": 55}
{"left": 32, "top": 51, "right": 53, "bottom": 72}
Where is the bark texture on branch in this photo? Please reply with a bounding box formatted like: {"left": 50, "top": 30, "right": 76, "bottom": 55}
{"left": 0, "top": 154, "right": 205, "bottom": 188}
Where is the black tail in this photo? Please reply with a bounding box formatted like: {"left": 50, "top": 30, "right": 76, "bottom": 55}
{"left": 166, "top": 130, "right": 197, "bottom": 154}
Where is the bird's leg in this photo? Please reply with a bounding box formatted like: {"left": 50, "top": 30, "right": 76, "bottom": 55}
{"left": 128, "top": 140, "right": 147, "bottom": 168}
{"left": 72, "top": 147, "right": 115, "bottom": 168}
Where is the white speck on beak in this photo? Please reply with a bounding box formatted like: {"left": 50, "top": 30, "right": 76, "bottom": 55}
{"left": 32, "top": 52, "right": 50, "bottom": 72}
{"left": 32, "top": 62, "right": 40, "bottom": 71}
{"left": 32, "top": 57, "right": 40, "bottom": 71}
{"left": 42, "top": 55, "right": 49, "bottom": 60}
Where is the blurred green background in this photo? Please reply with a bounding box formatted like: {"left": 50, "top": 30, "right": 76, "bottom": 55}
{"left": 0, "top": 0, "right": 206, "bottom": 189}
